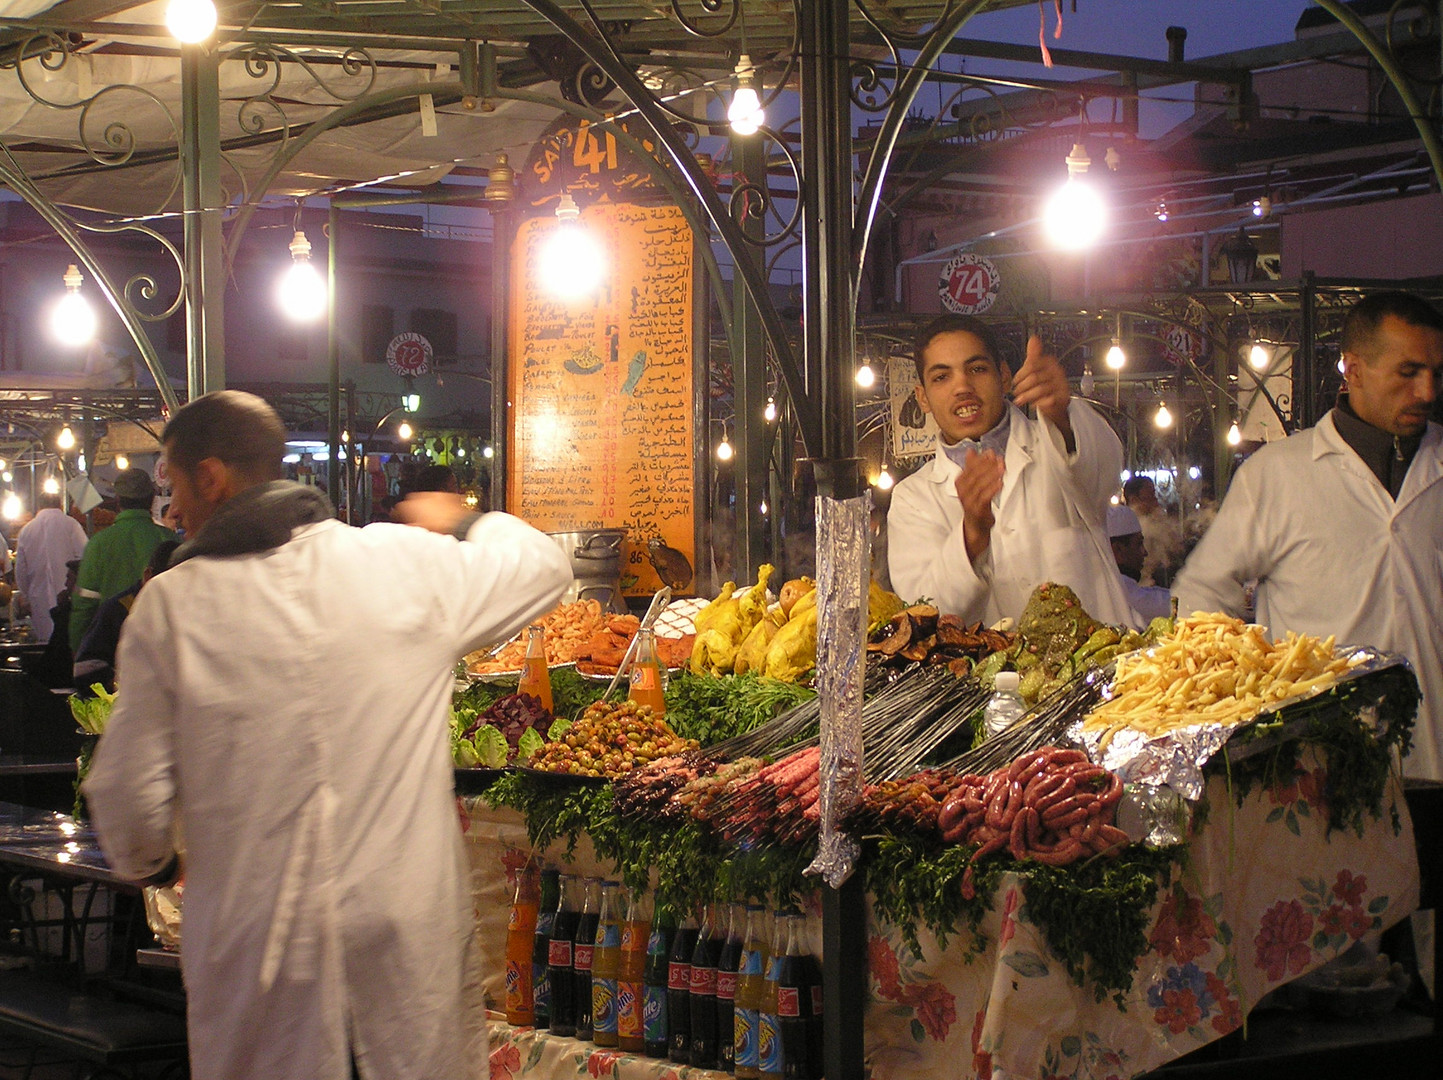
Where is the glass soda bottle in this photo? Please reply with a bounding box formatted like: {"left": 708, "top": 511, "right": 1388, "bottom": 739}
{"left": 628, "top": 627, "right": 667, "bottom": 717}
{"left": 617, "top": 889, "right": 651, "bottom": 1053}
{"left": 758, "top": 911, "right": 785, "bottom": 1080}
{"left": 505, "top": 867, "right": 541, "bottom": 1026}
{"left": 518, "top": 624, "right": 554, "bottom": 712}
{"left": 667, "top": 911, "right": 699, "bottom": 1063}
{"left": 644, "top": 907, "right": 676, "bottom": 1058}
{"left": 573, "top": 877, "right": 601, "bottom": 1041}
{"left": 547, "top": 874, "right": 580, "bottom": 1037}
{"left": 532, "top": 869, "right": 560, "bottom": 1028}
{"left": 591, "top": 881, "right": 622, "bottom": 1047}
{"left": 732, "top": 905, "right": 768, "bottom": 1080}
{"left": 715, "top": 904, "right": 743, "bottom": 1073}
{"left": 689, "top": 903, "right": 721, "bottom": 1068}
{"left": 777, "top": 911, "right": 821, "bottom": 1080}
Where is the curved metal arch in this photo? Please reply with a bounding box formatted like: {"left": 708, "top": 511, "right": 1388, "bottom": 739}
{"left": 514, "top": 0, "right": 821, "bottom": 457}
{"left": 851, "top": 0, "right": 995, "bottom": 309}
{"left": 0, "top": 153, "right": 180, "bottom": 414}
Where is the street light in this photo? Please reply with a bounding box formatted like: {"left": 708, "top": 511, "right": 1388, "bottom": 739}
{"left": 1220, "top": 227, "right": 1258, "bottom": 285}
{"left": 52, "top": 265, "right": 97, "bottom": 347}
{"left": 166, "top": 0, "right": 217, "bottom": 42}
{"left": 278, "top": 230, "right": 328, "bottom": 322}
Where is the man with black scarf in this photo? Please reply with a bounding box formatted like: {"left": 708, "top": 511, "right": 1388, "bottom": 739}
{"left": 84, "top": 390, "right": 572, "bottom": 1080}
{"left": 1176, "top": 291, "right": 1443, "bottom": 781}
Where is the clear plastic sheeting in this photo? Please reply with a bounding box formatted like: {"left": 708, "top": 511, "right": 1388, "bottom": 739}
{"left": 804, "top": 494, "right": 870, "bottom": 888}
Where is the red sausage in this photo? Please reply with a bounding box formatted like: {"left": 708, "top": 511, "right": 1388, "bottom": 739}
{"left": 1009, "top": 806, "right": 1029, "bottom": 859}
{"left": 1030, "top": 840, "right": 1084, "bottom": 866}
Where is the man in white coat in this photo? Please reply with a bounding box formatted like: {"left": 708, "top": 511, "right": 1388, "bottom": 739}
{"left": 887, "top": 314, "right": 1140, "bottom": 628}
{"left": 1176, "top": 291, "right": 1443, "bottom": 781}
{"left": 84, "top": 391, "right": 573, "bottom": 1080}
{"left": 13, "top": 491, "right": 87, "bottom": 640}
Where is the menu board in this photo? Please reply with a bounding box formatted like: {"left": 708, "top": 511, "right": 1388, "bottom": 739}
{"left": 507, "top": 202, "right": 697, "bottom": 597}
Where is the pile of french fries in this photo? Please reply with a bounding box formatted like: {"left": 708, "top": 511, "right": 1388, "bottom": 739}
{"left": 1083, "top": 612, "right": 1358, "bottom": 749}
{"left": 465, "top": 599, "right": 608, "bottom": 674}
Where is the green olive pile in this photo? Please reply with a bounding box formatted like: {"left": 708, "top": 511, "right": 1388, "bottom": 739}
{"left": 526, "top": 700, "right": 697, "bottom": 778}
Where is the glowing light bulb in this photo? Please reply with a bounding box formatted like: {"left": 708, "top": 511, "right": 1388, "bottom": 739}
{"left": 52, "top": 265, "right": 96, "bottom": 347}
{"left": 57, "top": 425, "right": 76, "bottom": 450}
{"left": 759, "top": 499, "right": 768, "bottom": 515}
{"left": 728, "top": 56, "right": 765, "bottom": 136}
{"left": 1226, "top": 422, "right": 1241, "bottom": 446}
{"left": 77, "top": 453, "right": 87, "bottom": 472}
{"left": 1188, "top": 466, "right": 1201, "bottom": 480}
{"left": 1, "top": 493, "right": 20, "bottom": 520}
{"left": 483, "top": 445, "right": 495, "bottom": 459}
{"left": 1249, "top": 343, "right": 1270, "bottom": 371}
{"left": 42, "top": 476, "right": 60, "bottom": 495}
{"left": 1337, "top": 357, "right": 1347, "bottom": 375}
{"left": 166, "top": 0, "right": 217, "bottom": 42}
{"left": 0, "top": 458, "right": 6, "bottom": 472}
{"left": 115, "top": 454, "right": 129, "bottom": 470}
{"left": 397, "top": 420, "right": 414, "bottom": 441}
{"left": 876, "top": 468, "right": 894, "bottom": 491}
{"left": 764, "top": 398, "right": 777, "bottom": 422}
{"left": 1, "top": 472, "right": 10, "bottom": 484}
{"left": 855, "top": 363, "right": 876, "bottom": 389}
{"left": 455, "top": 447, "right": 466, "bottom": 458}
{"left": 1154, "top": 403, "right": 1174, "bottom": 430}
{"left": 278, "top": 232, "right": 328, "bottom": 322}
{"left": 1043, "top": 177, "right": 1107, "bottom": 251}
{"left": 716, "top": 436, "right": 733, "bottom": 462}
{"left": 539, "top": 193, "right": 605, "bottom": 299}
{"left": 1105, "top": 341, "right": 1126, "bottom": 370}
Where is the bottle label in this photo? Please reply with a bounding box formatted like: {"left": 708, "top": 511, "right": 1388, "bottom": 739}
{"left": 716, "top": 971, "right": 738, "bottom": 1001}
{"left": 533, "top": 962, "right": 550, "bottom": 1012}
{"left": 536, "top": 913, "right": 556, "bottom": 938}
{"left": 758, "top": 1012, "right": 782, "bottom": 1074}
{"left": 592, "top": 977, "right": 618, "bottom": 1033}
{"left": 735, "top": 1008, "right": 759, "bottom": 1068}
{"left": 548, "top": 940, "right": 572, "bottom": 967}
{"left": 690, "top": 965, "right": 717, "bottom": 995}
{"left": 504, "top": 960, "right": 525, "bottom": 1006}
{"left": 573, "top": 944, "right": 594, "bottom": 972}
{"left": 621, "top": 925, "right": 640, "bottom": 951}
{"left": 643, "top": 986, "right": 667, "bottom": 1042}
{"left": 668, "top": 961, "right": 691, "bottom": 991}
{"left": 617, "top": 981, "right": 643, "bottom": 1038}
{"left": 777, "top": 987, "right": 801, "bottom": 1018}
{"left": 811, "top": 986, "right": 822, "bottom": 1015}
{"left": 739, "top": 950, "right": 764, "bottom": 977}
{"left": 631, "top": 665, "right": 660, "bottom": 690}
{"left": 597, "top": 923, "right": 621, "bottom": 949}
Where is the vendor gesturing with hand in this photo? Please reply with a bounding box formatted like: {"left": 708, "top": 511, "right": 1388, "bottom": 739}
{"left": 887, "top": 314, "right": 1143, "bottom": 630}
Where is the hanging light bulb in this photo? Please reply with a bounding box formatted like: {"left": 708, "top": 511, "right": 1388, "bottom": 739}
{"left": 855, "top": 363, "right": 876, "bottom": 389}
{"left": 1226, "top": 421, "right": 1242, "bottom": 446}
{"left": 1105, "top": 339, "right": 1126, "bottom": 371}
{"left": 482, "top": 445, "right": 495, "bottom": 459}
{"left": 397, "top": 420, "right": 414, "bottom": 442}
{"left": 1154, "top": 402, "right": 1174, "bottom": 430}
{"left": 57, "top": 425, "right": 76, "bottom": 451}
{"left": 42, "top": 476, "right": 61, "bottom": 496}
{"left": 0, "top": 458, "right": 7, "bottom": 472}
{"left": 727, "top": 55, "right": 765, "bottom": 136}
{"left": 455, "top": 446, "right": 466, "bottom": 458}
{"left": 539, "top": 192, "right": 606, "bottom": 299}
{"left": 1, "top": 472, "right": 11, "bottom": 484}
{"left": 1249, "top": 342, "right": 1270, "bottom": 371}
{"left": 876, "top": 467, "right": 895, "bottom": 491}
{"left": 115, "top": 454, "right": 129, "bottom": 470}
{"left": 52, "top": 264, "right": 97, "bottom": 347}
{"left": 77, "top": 453, "right": 87, "bottom": 473}
{"left": 716, "top": 435, "right": 734, "bottom": 462}
{"left": 764, "top": 397, "right": 777, "bottom": 422}
{"left": 759, "top": 499, "right": 768, "bottom": 515}
{"left": 278, "top": 230, "right": 328, "bottom": 322}
{"left": 1, "top": 493, "right": 20, "bottom": 520}
{"left": 1080, "top": 364, "right": 1096, "bottom": 397}
{"left": 1043, "top": 144, "right": 1108, "bottom": 251}
{"left": 166, "top": 0, "right": 217, "bottom": 43}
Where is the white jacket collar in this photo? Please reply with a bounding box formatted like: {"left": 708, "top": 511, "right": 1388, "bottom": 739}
{"left": 925, "top": 403, "right": 1032, "bottom": 482}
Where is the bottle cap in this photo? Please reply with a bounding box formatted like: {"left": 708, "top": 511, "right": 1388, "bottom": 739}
{"left": 995, "top": 670, "right": 1021, "bottom": 692}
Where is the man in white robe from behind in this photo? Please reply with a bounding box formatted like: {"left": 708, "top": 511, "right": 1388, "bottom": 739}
{"left": 85, "top": 390, "right": 573, "bottom": 1080}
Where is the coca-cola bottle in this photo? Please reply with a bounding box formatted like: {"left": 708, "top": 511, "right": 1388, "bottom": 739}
{"left": 573, "top": 878, "right": 600, "bottom": 1041}
{"left": 715, "top": 904, "right": 742, "bottom": 1073}
{"left": 777, "top": 911, "right": 822, "bottom": 1080}
{"left": 689, "top": 904, "right": 722, "bottom": 1068}
{"left": 667, "top": 912, "right": 698, "bottom": 1063}
{"left": 547, "top": 874, "right": 580, "bottom": 1037}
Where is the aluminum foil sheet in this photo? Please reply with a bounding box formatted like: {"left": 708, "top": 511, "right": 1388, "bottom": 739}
{"left": 804, "top": 494, "right": 870, "bottom": 889}
{"left": 1070, "top": 645, "right": 1413, "bottom": 802}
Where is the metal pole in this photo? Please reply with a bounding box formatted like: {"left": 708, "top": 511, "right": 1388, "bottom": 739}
{"left": 327, "top": 204, "right": 341, "bottom": 510}
{"left": 180, "top": 42, "right": 225, "bottom": 398}
{"left": 489, "top": 206, "right": 513, "bottom": 513}
{"left": 1298, "top": 272, "right": 1318, "bottom": 430}
{"left": 732, "top": 131, "right": 769, "bottom": 577}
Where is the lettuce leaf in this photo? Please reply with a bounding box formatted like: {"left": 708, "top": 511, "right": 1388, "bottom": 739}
{"left": 517, "top": 727, "right": 546, "bottom": 764}
{"left": 547, "top": 717, "right": 572, "bottom": 741}
{"left": 474, "top": 725, "right": 509, "bottom": 769}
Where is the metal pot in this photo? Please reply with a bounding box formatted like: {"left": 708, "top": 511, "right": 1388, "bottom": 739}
{"left": 547, "top": 528, "right": 628, "bottom": 613}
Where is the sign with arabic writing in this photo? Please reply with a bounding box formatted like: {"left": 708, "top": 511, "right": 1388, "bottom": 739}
{"left": 521, "top": 114, "right": 665, "bottom": 214}
{"left": 507, "top": 202, "right": 698, "bottom": 597}
{"left": 889, "top": 357, "right": 939, "bottom": 460}
{"left": 939, "top": 253, "right": 1001, "bottom": 314}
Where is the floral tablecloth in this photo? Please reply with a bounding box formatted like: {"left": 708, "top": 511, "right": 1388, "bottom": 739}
{"left": 461, "top": 754, "right": 1419, "bottom": 1080}
{"left": 487, "top": 1014, "right": 729, "bottom": 1080}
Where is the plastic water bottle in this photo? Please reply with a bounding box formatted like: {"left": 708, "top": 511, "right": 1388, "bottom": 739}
{"left": 984, "top": 670, "right": 1027, "bottom": 737}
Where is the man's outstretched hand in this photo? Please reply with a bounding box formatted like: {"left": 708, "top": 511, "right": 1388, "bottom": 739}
{"left": 955, "top": 447, "right": 1004, "bottom": 565}
{"left": 1010, "top": 334, "right": 1075, "bottom": 450}
{"left": 394, "top": 491, "right": 473, "bottom": 535}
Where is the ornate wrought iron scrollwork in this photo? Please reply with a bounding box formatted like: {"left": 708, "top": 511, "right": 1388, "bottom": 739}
{"left": 668, "top": 0, "right": 741, "bottom": 38}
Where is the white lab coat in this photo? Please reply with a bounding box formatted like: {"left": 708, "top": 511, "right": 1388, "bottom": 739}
{"left": 85, "top": 512, "right": 572, "bottom": 1080}
{"left": 1175, "top": 413, "right": 1443, "bottom": 780}
{"left": 1120, "top": 574, "right": 1173, "bottom": 623}
{"left": 14, "top": 507, "right": 87, "bottom": 640}
{"left": 888, "top": 401, "right": 1141, "bottom": 628}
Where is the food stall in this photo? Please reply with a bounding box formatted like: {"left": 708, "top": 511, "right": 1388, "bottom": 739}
{"left": 450, "top": 578, "right": 1424, "bottom": 1080}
